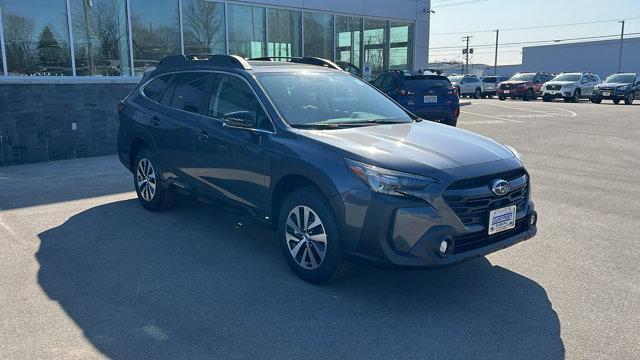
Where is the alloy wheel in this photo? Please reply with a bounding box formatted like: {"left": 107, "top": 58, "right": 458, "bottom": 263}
{"left": 136, "top": 158, "right": 157, "bottom": 201}
{"left": 285, "top": 206, "right": 327, "bottom": 270}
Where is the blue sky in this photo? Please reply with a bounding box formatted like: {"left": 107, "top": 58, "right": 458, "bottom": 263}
{"left": 429, "top": 0, "right": 640, "bottom": 65}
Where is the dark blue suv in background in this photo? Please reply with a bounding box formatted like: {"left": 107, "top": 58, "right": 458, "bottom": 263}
{"left": 371, "top": 70, "right": 460, "bottom": 126}
{"left": 117, "top": 54, "right": 536, "bottom": 284}
{"left": 591, "top": 72, "right": 640, "bottom": 105}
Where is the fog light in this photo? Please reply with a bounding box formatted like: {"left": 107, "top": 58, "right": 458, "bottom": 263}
{"left": 530, "top": 212, "right": 537, "bottom": 226}
{"left": 439, "top": 240, "right": 449, "bottom": 255}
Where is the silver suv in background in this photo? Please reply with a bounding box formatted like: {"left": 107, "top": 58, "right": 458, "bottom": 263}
{"left": 448, "top": 74, "right": 482, "bottom": 99}
{"left": 542, "top": 72, "right": 601, "bottom": 103}
{"left": 481, "top": 75, "right": 511, "bottom": 98}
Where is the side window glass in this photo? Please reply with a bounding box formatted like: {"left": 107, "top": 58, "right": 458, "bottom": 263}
{"left": 169, "top": 72, "right": 210, "bottom": 114}
{"left": 143, "top": 74, "right": 172, "bottom": 103}
{"left": 372, "top": 75, "right": 385, "bottom": 88}
{"left": 381, "top": 75, "right": 395, "bottom": 90}
{"left": 209, "top": 74, "right": 272, "bottom": 131}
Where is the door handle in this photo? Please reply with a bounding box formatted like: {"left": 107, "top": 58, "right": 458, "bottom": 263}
{"left": 196, "top": 130, "right": 209, "bottom": 142}
{"left": 149, "top": 116, "right": 160, "bottom": 127}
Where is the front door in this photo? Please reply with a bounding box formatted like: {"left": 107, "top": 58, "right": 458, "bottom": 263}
{"left": 194, "top": 73, "right": 274, "bottom": 212}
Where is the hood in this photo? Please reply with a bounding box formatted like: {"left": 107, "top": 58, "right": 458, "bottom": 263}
{"left": 545, "top": 81, "right": 577, "bottom": 86}
{"left": 501, "top": 80, "right": 530, "bottom": 85}
{"left": 598, "top": 82, "right": 630, "bottom": 88}
{"left": 297, "top": 122, "right": 514, "bottom": 175}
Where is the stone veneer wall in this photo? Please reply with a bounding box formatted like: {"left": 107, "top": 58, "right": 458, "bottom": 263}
{"left": 0, "top": 80, "right": 138, "bottom": 166}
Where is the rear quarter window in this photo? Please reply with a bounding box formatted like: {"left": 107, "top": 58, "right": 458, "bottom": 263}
{"left": 169, "top": 72, "right": 210, "bottom": 114}
{"left": 143, "top": 74, "right": 173, "bottom": 102}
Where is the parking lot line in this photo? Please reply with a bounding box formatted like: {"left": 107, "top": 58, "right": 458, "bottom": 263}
{"left": 481, "top": 102, "right": 578, "bottom": 118}
{"left": 460, "top": 110, "right": 527, "bottom": 123}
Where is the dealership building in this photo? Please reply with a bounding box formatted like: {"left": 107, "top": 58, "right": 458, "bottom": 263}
{"left": 0, "top": 0, "right": 432, "bottom": 165}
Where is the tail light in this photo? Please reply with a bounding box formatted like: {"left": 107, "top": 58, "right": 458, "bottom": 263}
{"left": 118, "top": 101, "right": 125, "bottom": 113}
{"left": 453, "top": 106, "right": 460, "bottom": 119}
{"left": 452, "top": 87, "right": 459, "bottom": 96}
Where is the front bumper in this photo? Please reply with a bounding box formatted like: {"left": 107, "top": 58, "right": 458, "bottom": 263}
{"left": 592, "top": 89, "right": 627, "bottom": 100}
{"left": 542, "top": 90, "right": 574, "bottom": 98}
{"left": 497, "top": 88, "right": 526, "bottom": 97}
{"left": 338, "top": 160, "right": 537, "bottom": 269}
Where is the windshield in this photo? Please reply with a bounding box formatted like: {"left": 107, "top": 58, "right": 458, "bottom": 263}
{"left": 509, "top": 73, "right": 535, "bottom": 81}
{"left": 552, "top": 74, "right": 581, "bottom": 82}
{"left": 257, "top": 72, "right": 413, "bottom": 127}
{"left": 404, "top": 76, "right": 451, "bottom": 90}
{"left": 482, "top": 76, "right": 497, "bottom": 83}
{"left": 448, "top": 75, "right": 463, "bottom": 82}
{"left": 605, "top": 74, "right": 635, "bottom": 83}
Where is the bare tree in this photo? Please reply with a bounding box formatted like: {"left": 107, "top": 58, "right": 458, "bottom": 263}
{"left": 3, "top": 13, "right": 37, "bottom": 74}
{"left": 182, "top": 0, "right": 224, "bottom": 54}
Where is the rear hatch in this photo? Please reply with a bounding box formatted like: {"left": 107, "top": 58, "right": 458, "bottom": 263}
{"left": 397, "top": 75, "right": 457, "bottom": 108}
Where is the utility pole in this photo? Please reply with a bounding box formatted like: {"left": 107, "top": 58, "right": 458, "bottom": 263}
{"left": 462, "top": 36, "right": 472, "bottom": 74}
{"left": 494, "top": 29, "right": 499, "bottom": 76}
{"left": 618, "top": 20, "right": 625, "bottom": 72}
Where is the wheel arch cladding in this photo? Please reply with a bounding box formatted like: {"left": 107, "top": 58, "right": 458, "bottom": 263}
{"left": 271, "top": 174, "right": 329, "bottom": 229}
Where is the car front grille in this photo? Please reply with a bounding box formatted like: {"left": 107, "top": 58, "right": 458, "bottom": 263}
{"left": 546, "top": 84, "right": 562, "bottom": 90}
{"left": 500, "top": 84, "right": 513, "bottom": 90}
{"left": 442, "top": 171, "right": 529, "bottom": 227}
{"left": 451, "top": 217, "right": 529, "bottom": 254}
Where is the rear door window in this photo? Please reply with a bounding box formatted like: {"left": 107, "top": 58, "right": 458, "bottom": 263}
{"left": 143, "top": 74, "right": 173, "bottom": 103}
{"left": 169, "top": 72, "right": 210, "bottom": 114}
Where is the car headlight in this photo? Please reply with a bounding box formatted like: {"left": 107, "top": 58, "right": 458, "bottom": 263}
{"left": 617, "top": 85, "right": 629, "bottom": 91}
{"left": 345, "top": 159, "right": 435, "bottom": 196}
{"left": 506, "top": 145, "right": 524, "bottom": 163}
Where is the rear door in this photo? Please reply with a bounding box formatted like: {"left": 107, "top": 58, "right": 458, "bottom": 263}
{"left": 193, "top": 73, "right": 273, "bottom": 211}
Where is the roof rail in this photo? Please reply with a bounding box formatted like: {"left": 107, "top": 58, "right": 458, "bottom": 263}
{"left": 157, "top": 54, "right": 252, "bottom": 70}
{"left": 248, "top": 56, "right": 343, "bottom": 71}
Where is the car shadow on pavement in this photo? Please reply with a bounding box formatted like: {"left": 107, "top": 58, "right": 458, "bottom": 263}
{"left": 37, "top": 199, "right": 564, "bottom": 360}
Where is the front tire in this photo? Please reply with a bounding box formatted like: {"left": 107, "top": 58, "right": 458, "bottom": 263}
{"left": 572, "top": 89, "right": 581, "bottom": 103}
{"left": 498, "top": 96, "right": 506, "bottom": 101}
{"left": 625, "top": 92, "right": 635, "bottom": 105}
{"left": 542, "top": 96, "right": 552, "bottom": 102}
{"left": 591, "top": 97, "right": 602, "bottom": 104}
{"left": 133, "top": 148, "right": 177, "bottom": 211}
{"left": 279, "top": 188, "right": 353, "bottom": 284}
{"left": 613, "top": 98, "right": 621, "bottom": 104}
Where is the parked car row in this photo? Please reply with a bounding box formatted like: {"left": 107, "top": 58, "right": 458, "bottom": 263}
{"left": 443, "top": 72, "right": 639, "bottom": 105}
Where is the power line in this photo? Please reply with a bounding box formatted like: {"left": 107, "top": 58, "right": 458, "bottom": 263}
{"left": 430, "top": 16, "right": 640, "bottom": 36}
{"left": 429, "top": 32, "right": 640, "bottom": 50}
{"left": 432, "top": 0, "right": 490, "bottom": 8}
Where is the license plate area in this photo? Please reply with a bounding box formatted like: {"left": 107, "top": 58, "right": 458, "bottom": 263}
{"left": 603, "top": 91, "right": 611, "bottom": 97}
{"left": 488, "top": 205, "right": 516, "bottom": 235}
{"left": 424, "top": 95, "right": 437, "bottom": 103}
{"left": 504, "top": 90, "right": 510, "bottom": 94}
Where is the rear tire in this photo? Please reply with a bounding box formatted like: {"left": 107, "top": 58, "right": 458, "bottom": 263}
{"left": 625, "top": 92, "right": 635, "bottom": 105}
{"left": 278, "top": 188, "right": 353, "bottom": 284}
{"left": 473, "top": 88, "right": 481, "bottom": 99}
{"left": 133, "top": 148, "right": 177, "bottom": 211}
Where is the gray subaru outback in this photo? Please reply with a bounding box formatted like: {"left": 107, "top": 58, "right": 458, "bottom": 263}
{"left": 117, "top": 54, "right": 537, "bottom": 284}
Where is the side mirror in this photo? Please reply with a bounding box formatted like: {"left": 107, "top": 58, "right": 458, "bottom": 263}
{"left": 222, "top": 111, "right": 255, "bottom": 129}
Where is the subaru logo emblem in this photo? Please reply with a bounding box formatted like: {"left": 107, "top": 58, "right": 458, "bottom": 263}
{"left": 491, "top": 179, "right": 511, "bottom": 196}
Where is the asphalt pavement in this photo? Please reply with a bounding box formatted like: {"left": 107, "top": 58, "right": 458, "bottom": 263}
{"left": 0, "top": 98, "right": 638, "bottom": 359}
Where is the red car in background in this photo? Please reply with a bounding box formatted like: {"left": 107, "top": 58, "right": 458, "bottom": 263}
{"left": 497, "top": 72, "right": 555, "bottom": 101}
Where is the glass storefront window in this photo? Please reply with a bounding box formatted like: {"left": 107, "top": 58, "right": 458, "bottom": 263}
{"left": 336, "top": 16, "right": 362, "bottom": 69}
{"left": 390, "top": 21, "right": 413, "bottom": 71}
{"left": 364, "top": 19, "right": 388, "bottom": 79}
{"left": 227, "top": 4, "right": 265, "bottom": 58}
{"left": 267, "top": 8, "right": 301, "bottom": 58}
{"left": 130, "top": 0, "right": 181, "bottom": 76}
{"left": 1, "top": 0, "right": 72, "bottom": 76}
{"left": 182, "top": 0, "right": 226, "bottom": 56}
{"left": 70, "top": 0, "right": 131, "bottom": 76}
{"left": 303, "top": 12, "right": 333, "bottom": 60}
